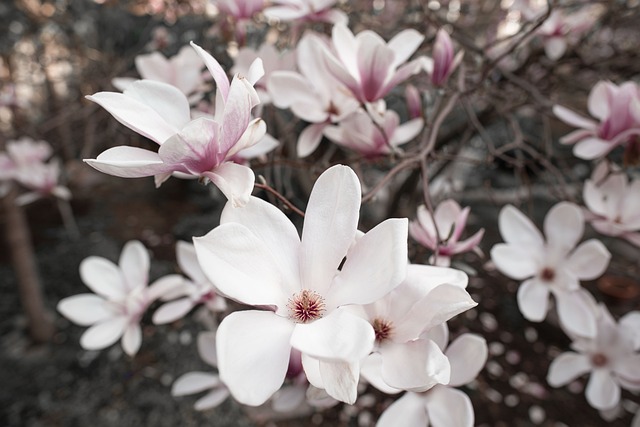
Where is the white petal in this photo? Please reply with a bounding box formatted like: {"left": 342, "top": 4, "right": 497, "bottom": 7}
{"left": 190, "top": 42, "right": 229, "bottom": 100}
{"left": 119, "top": 240, "right": 149, "bottom": 292}
{"left": 620, "top": 312, "right": 640, "bottom": 350}
{"left": 326, "top": 218, "right": 408, "bottom": 309}
{"left": 204, "top": 162, "right": 255, "bottom": 208}
{"left": 84, "top": 147, "right": 169, "bottom": 179}
{"left": 546, "top": 352, "right": 591, "bottom": 386}
{"left": 123, "top": 80, "right": 191, "bottom": 130}
{"left": 360, "top": 353, "right": 402, "bottom": 394}
{"left": 552, "top": 105, "right": 597, "bottom": 130}
{"left": 290, "top": 309, "right": 374, "bottom": 362}
{"left": 216, "top": 310, "right": 294, "bottom": 406}
{"left": 197, "top": 331, "right": 218, "bottom": 367}
{"left": 380, "top": 339, "right": 450, "bottom": 392}
{"left": 490, "top": 244, "right": 539, "bottom": 280}
{"left": 194, "top": 388, "right": 229, "bottom": 411}
{"left": 498, "top": 205, "right": 544, "bottom": 246}
{"left": 554, "top": 289, "right": 598, "bottom": 338}
{"left": 172, "top": 372, "right": 221, "bottom": 396}
{"left": 574, "top": 138, "right": 614, "bottom": 160}
{"left": 544, "top": 202, "right": 584, "bottom": 251}
{"left": 565, "top": 240, "right": 611, "bottom": 280}
{"left": 57, "top": 294, "right": 113, "bottom": 326}
{"left": 176, "top": 241, "right": 208, "bottom": 284}
{"left": 586, "top": 369, "right": 620, "bottom": 410}
{"left": 388, "top": 29, "right": 424, "bottom": 68}
{"left": 193, "top": 223, "right": 289, "bottom": 308}
{"left": 80, "top": 316, "right": 128, "bottom": 350}
{"left": 297, "top": 123, "right": 327, "bottom": 158}
{"left": 79, "top": 256, "right": 126, "bottom": 300}
{"left": 318, "top": 359, "right": 360, "bottom": 404}
{"left": 299, "top": 165, "right": 361, "bottom": 295}
{"left": 122, "top": 323, "right": 142, "bottom": 356}
{"left": 272, "top": 384, "right": 307, "bottom": 412}
{"left": 516, "top": 279, "right": 550, "bottom": 322}
{"left": 424, "top": 386, "right": 474, "bottom": 427}
{"left": 152, "top": 298, "right": 194, "bottom": 324}
{"left": 377, "top": 392, "right": 428, "bottom": 427}
{"left": 446, "top": 334, "right": 488, "bottom": 387}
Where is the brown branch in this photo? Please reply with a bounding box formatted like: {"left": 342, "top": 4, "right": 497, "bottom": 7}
{"left": 254, "top": 182, "right": 305, "bottom": 218}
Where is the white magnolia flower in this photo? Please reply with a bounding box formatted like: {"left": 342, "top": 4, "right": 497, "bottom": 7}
{"left": 152, "top": 241, "right": 227, "bottom": 325}
{"left": 491, "top": 202, "right": 611, "bottom": 337}
{"left": 172, "top": 331, "right": 230, "bottom": 411}
{"left": 58, "top": 241, "right": 181, "bottom": 356}
{"left": 357, "top": 264, "right": 476, "bottom": 393}
{"left": 194, "top": 165, "right": 408, "bottom": 405}
{"left": 377, "top": 331, "right": 487, "bottom": 427}
{"left": 547, "top": 304, "right": 640, "bottom": 411}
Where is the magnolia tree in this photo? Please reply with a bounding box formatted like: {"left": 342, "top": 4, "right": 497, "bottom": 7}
{"left": 1, "top": 0, "right": 630, "bottom": 425}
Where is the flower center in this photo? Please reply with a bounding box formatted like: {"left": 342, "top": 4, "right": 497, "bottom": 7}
{"left": 540, "top": 267, "right": 555, "bottom": 282}
{"left": 591, "top": 353, "right": 608, "bottom": 367}
{"left": 372, "top": 318, "right": 394, "bottom": 342}
{"left": 288, "top": 290, "right": 326, "bottom": 323}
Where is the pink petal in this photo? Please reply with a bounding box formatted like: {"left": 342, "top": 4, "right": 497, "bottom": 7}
{"left": 586, "top": 369, "right": 620, "bottom": 410}
{"left": 122, "top": 323, "right": 142, "bottom": 356}
{"left": 553, "top": 289, "right": 597, "bottom": 338}
{"left": 565, "top": 239, "right": 611, "bottom": 280}
{"left": 498, "top": 205, "right": 544, "bottom": 246}
{"left": 220, "top": 76, "right": 256, "bottom": 154}
{"left": 560, "top": 129, "right": 594, "bottom": 145}
{"left": 380, "top": 339, "right": 450, "bottom": 392}
{"left": 325, "top": 218, "right": 407, "bottom": 309}
{"left": 547, "top": 352, "right": 591, "bottom": 386}
{"left": 79, "top": 256, "right": 126, "bottom": 300}
{"left": 216, "top": 310, "right": 294, "bottom": 406}
{"left": 356, "top": 32, "right": 395, "bottom": 102}
{"left": 446, "top": 334, "right": 488, "bottom": 387}
{"left": 544, "top": 202, "right": 584, "bottom": 251}
{"left": 424, "top": 386, "right": 474, "bottom": 427}
{"left": 80, "top": 316, "right": 128, "bottom": 350}
{"left": 57, "top": 294, "right": 113, "bottom": 326}
{"left": 225, "top": 118, "right": 267, "bottom": 159}
{"left": 158, "top": 118, "right": 221, "bottom": 174}
{"left": 119, "top": 241, "right": 149, "bottom": 292}
{"left": 377, "top": 392, "right": 428, "bottom": 427}
{"left": 290, "top": 308, "right": 374, "bottom": 362}
{"left": 516, "top": 279, "right": 550, "bottom": 322}
{"left": 318, "top": 359, "right": 359, "bottom": 404}
{"left": 172, "top": 372, "right": 221, "bottom": 396}
{"left": 193, "top": 223, "right": 289, "bottom": 308}
{"left": 299, "top": 165, "right": 360, "bottom": 295}
{"left": 490, "top": 244, "right": 540, "bottom": 280}
{"left": 204, "top": 162, "right": 255, "bottom": 208}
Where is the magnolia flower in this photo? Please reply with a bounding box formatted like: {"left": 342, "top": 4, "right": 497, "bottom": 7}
{"left": 214, "top": 0, "right": 265, "bottom": 22}
{"left": 377, "top": 332, "right": 487, "bottom": 427}
{"left": 547, "top": 304, "right": 640, "bottom": 411}
{"left": 13, "top": 160, "right": 71, "bottom": 206}
{"left": 268, "top": 32, "right": 359, "bottom": 157}
{"left": 553, "top": 81, "right": 640, "bottom": 159}
{"left": 430, "top": 29, "right": 462, "bottom": 86}
{"left": 194, "top": 165, "right": 408, "bottom": 405}
{"left": 491, "top": 202, "right": 611, "bottom": 337}
{"left": 152, "top": 241, "right": 227, "bottom": 325}
{"left": 86, "top": 42, "right": 266, "bottom": 207}
{"left": 264, "top": 0, "right": 347, "bottom": 25}
{"left": 321, "top": 24, "right": 426, "bottom": 104}
{"left": 112, "top": 45, "right": 207, "bottom": 101}
{"left": 583, "top": 163, "right": 640, "bottom": 247}
{"left": 536, "top": 10, "right": 591, "bottom": 61}
{"left": 357, "top": 264, "right": 476, "bottom": 394}
{"left": 58, "top": 241, "right": 181, "bottom": 356}
{"left": 323, "top": 108, "right": 423, "bottom": 157}
{"left": 4, "top": 137, "right": 52, "bottom": 169}
{"left": 409, "top": 201, "right": 484, "bottom": 267}
{"left": 172, "top": 331, "right": 230, "bottom": 410}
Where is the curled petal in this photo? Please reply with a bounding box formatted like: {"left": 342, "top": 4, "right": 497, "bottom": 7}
{"left": 204, "top": 162, "right": 255, "bottom": 208}
{"left": 380, "top": 339, "right": 450, "bottom": 392}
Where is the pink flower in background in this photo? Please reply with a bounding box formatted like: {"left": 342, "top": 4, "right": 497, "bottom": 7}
{"left": 86, "top": 42, "right": 266, "bottom": 206}
{"left": 409, "top": 200, "right": 484, "bottom": 267}
{"left": 194, "top": 165, "right": 408, "bottom": 405}
{"left": 491, "top": 202, "right": 610, "bottom": 338}
{"left": 112, "top": 45, "right": 208, "bottom": 102}
{"left": 320, "top": 24, "right": 426, "bottom": 104}
{"left": 583, "top": 163, "right": 640, "bottom": 247}
{"left": 57, "top": 241, "right": 181, "bottom": 356}
{"left": 536, "top": 10, "right": 592, "bottom": 61}
{"left": 357, "top": 264, "right": 475, "bottom": 394}
{"left": 214, "top": 0, "right": 266, "bottom": 22}
{"left": 430, "top": 29, "right": 462, "bottom": 87}
{"left": 268, "top": 32, "right": 359, "bottom": 157}
{"left": 323, "top": 108, "right": 423, "bottom": 157}
{"left": 13, "top": 160, "right": 71, "bottom": 206}
{"left": 264, "top": 0, "right": 347, "bottom": 25}
{"left": 152, "top": 241, "right": 227, "bottom": 325}
{"left": 172, "top": 331, "right": 230, "bottom": 410}
{"left": 553, "top": 81, "right": 640, "bottom": 159}
{"left": 377, "top": 331, "right": 487, "bottom": 427}
{"left": 547, "top": 304, "right": 640, "bottom": 411}
{"left": 404, "top": 84, "right": 423, "bottom": 119}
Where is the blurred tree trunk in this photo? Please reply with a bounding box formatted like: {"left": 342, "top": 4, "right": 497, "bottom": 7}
{"left": 2, "top": 186, "right": 54, "bottom": 343}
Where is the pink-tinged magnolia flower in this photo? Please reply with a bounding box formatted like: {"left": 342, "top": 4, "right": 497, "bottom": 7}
{"left": 13, "top": 160, "right": 71, "bottom": 206}
{"left": 323, "top": 108, "right": 423, "bottom": 157}
{"left": 112, "top": 45, "right": 207, "bottom": 101}
{"left": 152, "top": 241, "right": 227, "bottom": 325}
{"left": 86, "top": 42, "right": 266, "bottom": 207}
{"left": 377, "top": 331, "right": 487, "bottom": 427}
{"left": 356, "top": 265, "right": 475, "bottom": 394}
{"left": 4, "top": 137, "right": 52, "bottom": 169}
{"left": 583, "top": 163, "right": 640, "bottom": 247}
{"left": 193, "top": 165, "right": 408, "bottom": 405}
{"left": 268, "top": 32, "right": 359, "bottom": 157}
{"left": 491, "top": 202, "right": 611, "bottom": 337}
{"left": 430, "top": 29, "right": 462, "bottom": 87}
{"left": 321, "top": 24, "right": 426, "bottom": 104}
{"left": 214, "top": 0, "right": 266, "bottom": 21}
{"left": 547, "top": 304, "right": 640, "bottom": 411}
{"left": 536, "top": 9, "right": 594, "bottom": 61}
{"left": 172, "top": 331, "right": 230, "bottom": 410}
{"left": 264, "top": 0, "right": 347, "bottom": 25}
{"left": 410, "top": 200, "right": 484, "bottom": 267}
{"left": 57, "top": 241, "right": 181, "bottom": 356}
{"left": 553, "top": 81, "right": 640, "bottom": 159}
